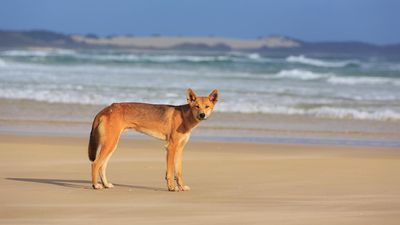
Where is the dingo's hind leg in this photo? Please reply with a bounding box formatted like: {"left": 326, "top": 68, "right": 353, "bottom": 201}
{"left": 99, "top": 146, "right": 117, "bottom": 188}
{"left": 91, "top": 126, "right": 121, "bottom": 190}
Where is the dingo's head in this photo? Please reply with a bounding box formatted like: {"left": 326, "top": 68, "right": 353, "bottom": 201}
{"left": 186, "top": 88, "right": 219, "bottom": 121}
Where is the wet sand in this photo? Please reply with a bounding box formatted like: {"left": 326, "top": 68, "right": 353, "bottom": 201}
{"left": 1, "top": 134, "right": 399, "bottom": 225}
{"left": 1, "top": 98, "right": 400, "bottom": 147}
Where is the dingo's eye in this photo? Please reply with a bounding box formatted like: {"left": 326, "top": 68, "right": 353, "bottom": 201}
{"left": 205, "top": 105, "right": 210, "bottom": 108}
{"left": 196, "top": 105, "right": 200, "bottom": 108}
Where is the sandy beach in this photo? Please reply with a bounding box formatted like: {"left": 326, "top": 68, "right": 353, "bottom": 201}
{"left": 1, "top": 134, "right": 399, "bottom": 225}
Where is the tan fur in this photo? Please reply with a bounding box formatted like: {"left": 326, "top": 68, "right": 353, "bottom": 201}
{"left": 88, "top": 88, "right": 219, "bottom": 191}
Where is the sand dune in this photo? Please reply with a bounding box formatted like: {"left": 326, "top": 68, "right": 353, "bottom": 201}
{"left": 71, "top": 35, "right": 300, "bottom": 49}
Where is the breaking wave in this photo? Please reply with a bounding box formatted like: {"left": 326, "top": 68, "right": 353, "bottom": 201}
{"left": 274, "top": 69, "right": 330, "bottom": 80}
{"left": 271, "top": 69, "right": 400, "bottom": 86}
{"left": 327, "top": 76, "right": 400, "bottom": 85}
{"left": 1, "top": 85, "right": 399, "bottom": 121}
{"left": 217, "top": 104, "right": 400, "bottom": 121}
{"left": 286, "top": 55, "right": 359, "bottom": 68}
{"left": 1, "top": 49, "right": 400, "bottom": 121}
{"left": 0, "top": 49, "right": 259, "bottom": 63}
{"left": 1, "top": 49, "right": 76, "bottom": 57}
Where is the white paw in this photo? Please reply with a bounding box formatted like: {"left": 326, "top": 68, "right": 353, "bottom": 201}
{"left": 176, "top": 185, "right": 191, "bottom": 192}
{"left": 92, "top": 183, "right": 104, "bottom": 189}
{"left": 104, "top": 183, "right": 114, "bottom": 189}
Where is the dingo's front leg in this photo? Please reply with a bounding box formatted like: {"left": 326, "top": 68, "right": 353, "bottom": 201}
{"left": 175, "top": 139, "right": 190, "bottom": 191}
{"left": 165, "top": 143, "right": 177, "bottom": 191}
{"left": 175, "top": 155, "right": 190, "bottom": 191}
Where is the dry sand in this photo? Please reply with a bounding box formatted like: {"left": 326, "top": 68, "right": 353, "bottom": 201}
{"left": 1, "top": 134, "right": 400, "bottom": 225}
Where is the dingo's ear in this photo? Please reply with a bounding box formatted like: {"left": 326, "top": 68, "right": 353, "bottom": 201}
{"left": 209, "top": 89, "right": 219, "bottom": 104}
{"left": 186, "top": 88, "right": 197, "bottom": 104}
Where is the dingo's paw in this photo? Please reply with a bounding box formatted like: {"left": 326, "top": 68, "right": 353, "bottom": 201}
{"left": 104, "top": 183, "right": 114, "bottom": 189}
{"left": 168, "top": 185, "right": 178, "bottom": 192}
{"left": 92, "top": 183, "right": 104, "bottom": 190}
{"left": 178, "top": 185, "right": 191, "bottom": 191}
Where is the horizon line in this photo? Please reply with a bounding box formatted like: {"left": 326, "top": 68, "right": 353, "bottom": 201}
{"left": 1, "top": 28, "right": 399, "bottom": 46}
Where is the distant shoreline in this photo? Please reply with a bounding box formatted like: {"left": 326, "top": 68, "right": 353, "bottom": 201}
{"left": 1, "top": 29, "right": 399, "bottom": 55}
{"left": 70, "top": 34, "right": 300, "bottom": 50}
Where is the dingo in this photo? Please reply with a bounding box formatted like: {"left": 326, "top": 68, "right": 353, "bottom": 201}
{"left": 88, "top": 88, "right": 219, "bottom": 191}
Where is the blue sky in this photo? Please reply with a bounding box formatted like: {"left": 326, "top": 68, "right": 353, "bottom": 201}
{"left": 0, "top": 0, "right": 399, "bottom": 44}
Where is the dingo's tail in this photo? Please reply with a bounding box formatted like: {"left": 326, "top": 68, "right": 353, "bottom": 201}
{"left": 88, "top": 115, "right": 101, "bottom": 162}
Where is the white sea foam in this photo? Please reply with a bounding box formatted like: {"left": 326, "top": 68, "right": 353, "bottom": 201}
{"left": 1, "top": 49, "right": 76, "bottom": 57}
{"left": 218, "top": 103, "right": 400, "bottom": 121}
{"left": 0, "top": 59, "right": 6, "bottom": 67}
{"left": 1, "top": 83, "right": 399, "bottom": 121}
{"left": 144, "top": 55, "right": 231, "bottom": 62}
{"left": 307, "top": 107, "right": 400, "bottom": 121}
{"left": 272, "top": 69, "right": 400, "bottom": 86}
{"left": 228, "top": 51, "right": 260, "bottom": 59}
{"left": 229, "top": 52, "right": 270, "bottom": 61}
{"left": 286, "top": 55, "right": 358, "bottom": 68}
{"left": 274, "top": 69, "right": 329, "bottom": 80}
{"left": 248, "top": 53, "right": 261, "bottom": 60}
{"left": 1, "top": 50, "right": 49, "bottom": 57}
{"left": 71, "top": 53, "right": 233, "bottom": 63}
{"left": 1, "top": 49, "right": 271, "bottom": 64}
{"left": 1, "top": 49, "right": 400, "bottom": 121}
{"left": 327, "top": 76, "right": 400, "bottom": 86}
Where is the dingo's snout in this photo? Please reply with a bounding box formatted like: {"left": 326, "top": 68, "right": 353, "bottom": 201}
{"left": 198, "top": 112, "right": 206, "bottom": 120}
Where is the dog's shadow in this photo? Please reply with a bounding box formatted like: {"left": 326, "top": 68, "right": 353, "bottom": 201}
{"left": 6, "top": 177, "right": 166, "bottom": 192}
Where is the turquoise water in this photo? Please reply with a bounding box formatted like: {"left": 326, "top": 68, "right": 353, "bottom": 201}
{"left": 0, "top": 49, "right": 400, "bottom": 121}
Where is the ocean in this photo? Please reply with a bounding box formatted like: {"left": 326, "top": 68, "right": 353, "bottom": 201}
{"left": 1, "top": 48, "right": 399, "bottom": 121}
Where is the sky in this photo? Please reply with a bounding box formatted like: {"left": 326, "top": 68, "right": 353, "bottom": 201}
{"left": 0, "top": 0, "right": 399, "bottom": 44}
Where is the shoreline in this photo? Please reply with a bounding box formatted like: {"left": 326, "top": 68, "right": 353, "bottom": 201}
{"left": 1, "top": 97, "right": 399, "bottom": 148}
{"left": 1, "top": 112, "right": 399, "bottom": 148}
